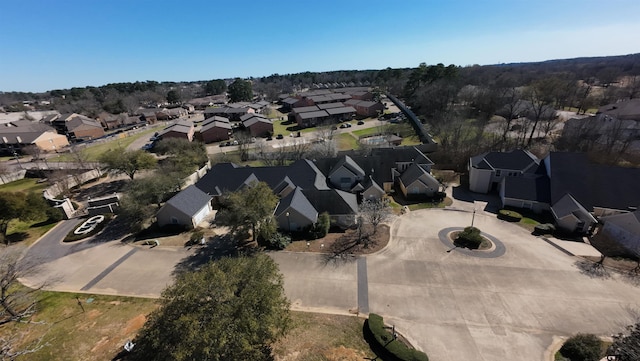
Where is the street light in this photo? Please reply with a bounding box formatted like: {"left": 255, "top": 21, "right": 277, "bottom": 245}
{"left": 285, "top": 212, "right": 290, "bottom": 232}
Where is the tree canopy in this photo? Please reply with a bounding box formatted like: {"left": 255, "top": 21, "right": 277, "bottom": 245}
{"left": 99, "top": 148, "right": 157, "bottom": 180}
{"left": 0, "top": 192, "right": 48, "bottom": 245}
{"left": 216, "top": 181, "right": 278, "bottom": 242}
{"left": 228, "top": 78, "right": 253, "bottom": 102}
{"left": 130, "top": 254, "right": 290, "bottom": 361}
{"left": 166, "top": 90, "right": 181, "bottom": 104}
{"left": 204, "top": 79, "right": 227, "bottom": 95}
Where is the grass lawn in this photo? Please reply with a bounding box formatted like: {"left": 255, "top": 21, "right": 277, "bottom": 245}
{"left": 335, "top": 133, "right": 359, "bottom": 151}
{"left": 49, "top": 127, "right": 158, "bottom": 162}
{"left": 0, "top": 178, "right": 47, "bottom": 193}
{"left": 6, "top": 219, "right": 58, "bottom": 246}
{"left": 0, "top": 291, "right": 158, "bottom": 361}
{"left": 352, "top": 126, "right": 383, "bottom": 138}
{"left": 1, "top": 290, "right": 374, "bottom": 361}
{"left": 407, "top": 197, "right": 453, "bottom": 211}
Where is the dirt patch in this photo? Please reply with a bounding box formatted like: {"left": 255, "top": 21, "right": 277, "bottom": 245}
{"left": 272, "top": 312, "right": 375, "bottom": 361}
{"left": 285, "top": 224, "right": 390, "bottom": 255}
{"left": 124, "top": 314, "right": 147, "bottom": 334}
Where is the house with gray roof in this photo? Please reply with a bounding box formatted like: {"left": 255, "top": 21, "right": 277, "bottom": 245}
{"left": 593, "top": 210, "right": 640, "bottom": 258}
{"left": 199, "top": 118, "right": 231, "bottom": 143}
{"left": 157, "top": 120, "right": 195, "bottom": 141}
{"left": 398, "top": 163, "right": 443, "bottom": 199}
{"left": 274, "top": 187, "right": 318, "bottom": 231}
{"left": 328, "top": 155, "right": 366, "bottom": 191}
{"left": 241, "top": 114, "right": 273, "bottom": 137}
{"left": 469, "top": 149, "right": 539, "bottom": 194}
{"left": 0, "top": 121, "right": 69, "bottom": 154}
{"left": 156, "top": 185, "right": 212, "bottom": 229}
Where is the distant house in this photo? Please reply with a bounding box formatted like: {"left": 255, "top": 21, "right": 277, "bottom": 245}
{"left": 204, "top": 106, "right": 254, "bottom": 122}
{"left": 0, "top": 121, "right": 69, "bottom": 154}
{"left": 199, "top": 117, "right": 231, "bottom": 143}
{"left": 241, "top": 114, "right": 273, "bottom": 137}
{"left": 156, "top": 185, "right": 212, "bottom": 229}
{"left": 137, "top": 109, "right": 158, "bottom": 124}
{"left": 47, "top": 113, "right": 104, "bottom": 141}
{"left": 157, "top": 120, "right": 195, "bottom": 141}
{"left": 344, "top": 99, "right": 385, "bottom": 117}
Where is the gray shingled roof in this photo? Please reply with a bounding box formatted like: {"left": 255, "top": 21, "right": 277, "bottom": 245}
{"left": 502, "top": 175, "right": 551, "bottom": 203}
{"left": 471, "top": 149, "right": 538, "bottom": 171}
{"left": 274, "top": 187, "right": 318, "bottom": 222}
{"left": 330, "top": 155, "right": 365, "bottom": 178}
{"left": 164, "top": 185, "right": 211, "bottom": 217}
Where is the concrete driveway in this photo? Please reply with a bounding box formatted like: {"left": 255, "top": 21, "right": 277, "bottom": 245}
{"left": 274, "top": 209, "right": 640, "bottom": 361}
{"left": 21, "top": 209, "right": 640, "bottom": 360}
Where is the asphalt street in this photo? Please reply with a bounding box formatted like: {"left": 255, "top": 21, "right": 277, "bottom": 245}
{"left": 19, "top": 208, "right": 640, "bottom": 360}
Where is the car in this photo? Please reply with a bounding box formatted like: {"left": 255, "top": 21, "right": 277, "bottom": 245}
{"left": 219, "top": 142, "right": 226, "bottom": 147}
{"left": 276, "top": 134, "right": 284, "bottom": 139}
{"left": 232, "top": 140, "right": 238, "bottom": 145}
{"left": 339, "top": 124, "right": 347, "bottom": 129}
{"left": 141, "top": 143, "right": 154, "bottom": 150}
{"left": 346, "top": 123, "right": 352, "bottom": 128}
{"left": 225, "top": 141, "right": 231, "bottom": 146}
{"left": 331, "top": 125, "right": 338, "bottom": 130}
{"left": 357, "top": 120, "right": 364, "bottom": 125}
{"left": 266, "top": 136, "right": 273, "bottom": 141}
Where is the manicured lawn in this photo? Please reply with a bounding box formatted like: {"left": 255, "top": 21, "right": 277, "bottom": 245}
{"left": 352, "top": 126, "right": 383, "bottom": 138}
{"left": 6, "top": 219, "right": 58, "bottom": 246}
{"left": 407, "top": 197, "right": 453, "bottom": 211}
{"left": 0, "top": 178, "right": 47, "bottom": 193}
{"left": 335, "top": 133, "right": 359, "bottom": 151}
{"left": 49, "top": 127, "right": 158, "bottom": 162}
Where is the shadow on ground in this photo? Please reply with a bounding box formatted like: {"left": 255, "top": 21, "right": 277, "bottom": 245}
{"left": 450, "top": 185, "right": 502, "bottom": 213}
{"left": 172, "top": 235, "right": 259, "bottom": 276}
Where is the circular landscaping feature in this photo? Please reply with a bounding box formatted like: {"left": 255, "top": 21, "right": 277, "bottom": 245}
{"left": 450, "top": 227, "right": 493, "bottom": 250}
{"left": 438, "top": 227, "right": 505, "bottom": 258}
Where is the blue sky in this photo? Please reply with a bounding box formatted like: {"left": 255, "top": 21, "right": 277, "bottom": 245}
{"left": 1, "top": 0, "right": 639, "bottom": 92}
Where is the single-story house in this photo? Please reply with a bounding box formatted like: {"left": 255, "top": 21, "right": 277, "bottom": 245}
{"left": 0, "top": 121, "right": 69, "bottom": 154}
{"left": 398, "top": 163, "right": 442, "bottom": 199}
{"left": 157, "top": 120, "right": 195, "bottom": 141}
{"left": 241, "top": 114, "right": 273, "bottom": 137}
{"left": 156, "top": 185, "right": 212, "bottom": 229}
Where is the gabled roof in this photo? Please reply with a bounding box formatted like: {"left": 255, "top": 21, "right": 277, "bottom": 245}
{"left": 0, "top": 122, "right": 60, "bottom": 144}
{"left": 551, "top": 193, "right": 597, "bottom": 222}
{"left": 602, "top": 210, "right": 640, "bottom": 235}
{"left": 274, "top": 187, "right": 318, "bottom": 223}
{"left": 400, "top": 163, "right": 437, "bottom": 188}
{"left": 162, "top": 185, "right": 211, "bottom": 217}
{"left": 200, "top": 120, "right": 231, "bottom": 133}
{"left": 202, "top": 116, "right": 230, "bottom": 125}
{"left": 240, "top": 113, "right": 267, "bottom": 122}
{"left": 301, "top": 189, "right": 358, "bottom": 215}
{"left": 158, "top": 122, "right": 193, "bottom": 136}
{"left": 330, "top": 155, "right": 365, "bottom": 178}
{"left": 291, "top": 105, "right": 321, "bottom": 114}
{"left": 298, "top": 110, "right": 329, "bottom": 119}
{"left": 317, "top": 102, "right": 345, "bottom": 109}
{"left": 243, "top": 116, "right": 272, "bottom": 128}
{"left": 471, "top": 149, "right": 538, "bottom": 172}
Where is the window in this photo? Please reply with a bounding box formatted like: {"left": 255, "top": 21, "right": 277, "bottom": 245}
{"left": 495, "top": 170, "right": 501, "bottom": 177}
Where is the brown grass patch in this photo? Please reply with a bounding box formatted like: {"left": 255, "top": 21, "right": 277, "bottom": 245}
{"left": 285, "top": 224, "right": 390, "bottom": 255}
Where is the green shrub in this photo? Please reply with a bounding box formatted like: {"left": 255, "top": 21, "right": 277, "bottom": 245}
{"left": 264, "top": 232, "right": 291, "bottom": 250}
{"left": 188, "top": 229, "right": 205, "bottom": 245}
{"left": 559, "top": 333, "right": 602, "bottom": 361}
{"left": 366, "top": 313, "right": 429, "bottom": 361}
{"left": 498, "top": 209, "right": 522, "bottom": 222}
{"left": 455, "top": 226, "right": 483, "bottom": 249}
{"left": 45, "top": 206, "right": 64, "bottom": 222}
{"left": 534, "top": 223, "right": 556, "bottom": 235}
{"left": 309, "top": 212, "right": 330, "bottom": 239}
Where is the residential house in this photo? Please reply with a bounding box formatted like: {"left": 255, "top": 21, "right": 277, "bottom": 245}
{"left": 157, "top": 120, "right": 195, "bottom": 141}
{"left": 327, "top": 155, "right": 366, "bottom": 191}
{"left": 137, "top": 109, "right": 158, "bottom": 124}
{"left": 0, "top": 121, "right": 69, "bottom": 154}
{"left": 241, "top": 114, "right": 273, "bottom": 137}
{"left": 274, "top": 187, "right": 319, "bottom": 231}
{"left": 468, "top": 149, "right": 539, "bottom": 194}
{"left": 301, "top": 188, "right": 358, "bottom": 228}
{"left": 47, "top": 113, "right": 105, "bottom": 141}
{"left": 156, "top": 185, "right": 212, "bottom": 228}
{"left": 344, "top": 99, "right": 385, "bottom": 117}
{"left": 397, "top": 163, "right": 443, "bottom": 199}
{"left": 593, "top": 210, "right": 640, "bottom": 257}
{"left": 199, "top": 117, "right": 231, "bottom": 143}
{"left": 204, "top": 106, "right": 254, "bottom": 122}
{"left": 550, "top": 194, "right": 597, "bottom": 234}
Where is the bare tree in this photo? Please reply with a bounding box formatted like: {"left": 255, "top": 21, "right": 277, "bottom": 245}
{"left": 1, "top": 331, "right": 49, "bottom": 360}
{"left": 0, "top": 247, "right": 48, "bottom": 326}
{"left": 358, "top": 198, "right": 392, "bottom": 236}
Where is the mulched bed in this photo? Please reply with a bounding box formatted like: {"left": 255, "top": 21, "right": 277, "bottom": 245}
{"left": 285, "top": 224, "right": 390, "bottom": 255}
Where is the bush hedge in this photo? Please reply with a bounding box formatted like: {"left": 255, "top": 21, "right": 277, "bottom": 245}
{"left": 365, "top": 313, "right": 429, "bottom": 361}
{"left": 533, "top": 223, "right": 556, "bottom": 235}
{"left": 498, "top": 209, "right": 522, "bottom": 222}
{"left": 558, "top": 333, "right": 602, "bottom": 361}
{"left": 455, "top": 226, "right": 483, "bottom": 249}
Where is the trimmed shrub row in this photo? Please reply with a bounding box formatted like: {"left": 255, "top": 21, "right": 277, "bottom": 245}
{"left": 533, "top": 223, "right": 556, "bottom": 235}
{"left": 498, "top": 209, "right": 522, "bottom": 222}
{"left": 365, "top": 313, "right": 429, "bottom": 361}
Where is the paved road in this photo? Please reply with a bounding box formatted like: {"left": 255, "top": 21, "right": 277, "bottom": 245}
{"left": 20, "top": 209, "right": 640, "bottom": 360}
